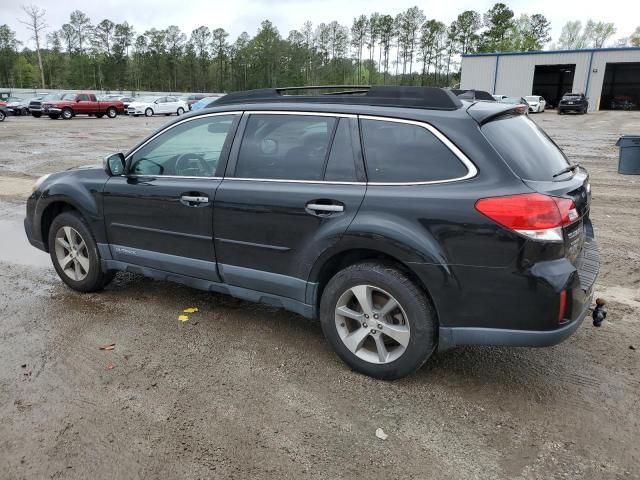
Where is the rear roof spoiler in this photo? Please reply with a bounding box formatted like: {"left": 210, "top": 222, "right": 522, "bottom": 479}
{"left": 466, "top": 101, "right": 528, "bottom": 125}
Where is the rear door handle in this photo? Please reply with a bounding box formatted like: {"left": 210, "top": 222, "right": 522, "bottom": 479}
{"left": 180, "top": 195, "right": 209, "bottom": 204}
{"left": 306, "top": 203, "right": 344, "bottom": 213}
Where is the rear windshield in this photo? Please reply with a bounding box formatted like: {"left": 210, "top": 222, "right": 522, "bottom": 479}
{"left": 482, "top": 115, "right": 570, "bottom": 181}
{"left": 563, "top": 94, "right": 581, "bottom": 100}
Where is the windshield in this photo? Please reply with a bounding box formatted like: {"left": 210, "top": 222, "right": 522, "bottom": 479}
{"left": 525, "top": 96, "right": 539, "bottom": 102}
{"left": 43, "top": 94, "right": 61, "bottom": 100}
{"left": 482, "top": 115, "right": 571, "bottom": 181}
{"left": 61, "top": 93, "right": 77, "bottom": 100}
{"left": 136, "top": 96, "right": 158, "bottom": 103}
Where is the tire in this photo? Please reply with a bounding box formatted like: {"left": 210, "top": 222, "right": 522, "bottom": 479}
{"left": 95, "top": 113, "right": 104, "bottom": 118}
{"left": 177, "top": 107, "right": 185, "bottom": 115}
{"left": 145, "top": 108, "right": 153, "bottom": 117}
{"left": 106, "top": 107, "right": 117, "bottom": 118}
{"left": 48, "top": 211, "right": 115, "bottom": 292}
{"left": 49, "top": 114, "right": 60, "bottom": 120}
{"left": 0, "top": 111, "right": 5, "bottom": 122}
{"left": 32, "top": 112, "right": 42, "bottom": 118}
{"left": 61, "top": 108, "right": 73, "bottom": 120}
{"left": 319, "top": 261, "right": 437, "bottom": 380}
{"left": 22, "top": 107, "right": 29, "bottom": 116}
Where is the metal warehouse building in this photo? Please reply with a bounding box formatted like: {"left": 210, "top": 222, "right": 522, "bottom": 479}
{"left": 460, "top": 47, "right": 640, "bottom": 111}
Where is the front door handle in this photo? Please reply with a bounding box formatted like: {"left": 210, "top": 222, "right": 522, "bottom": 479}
{"left": 306, "top": 203, "right": 344, "bottom": 213}
{"left": 180, "top": 195, "right": 209, "bottom": 205}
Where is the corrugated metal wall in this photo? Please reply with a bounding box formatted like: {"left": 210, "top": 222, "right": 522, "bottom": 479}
{"left": 461, "top": 49, "right": 640, "bottom": 111}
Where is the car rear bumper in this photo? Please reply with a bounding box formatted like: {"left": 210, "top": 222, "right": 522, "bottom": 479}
{"left": 438, "top": 234, "right": 599, "bottom": 351}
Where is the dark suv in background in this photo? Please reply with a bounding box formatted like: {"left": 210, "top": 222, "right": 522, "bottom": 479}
{"left": 25, "top": 86, "right": 598, "bottom": 379}
{"left": 558, "top": 93, "right": 589, "bottom": 114}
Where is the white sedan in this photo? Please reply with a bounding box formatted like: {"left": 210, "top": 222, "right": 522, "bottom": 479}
{"left": 525, "top": 95, "right": 546, "bottom": 113}
{"left": 127, "top": 96, "right": 188, "bottom": 117}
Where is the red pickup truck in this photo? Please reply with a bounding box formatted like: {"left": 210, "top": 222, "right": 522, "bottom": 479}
{"left": 42, "top": 93, "right": 124, "bottom": 120}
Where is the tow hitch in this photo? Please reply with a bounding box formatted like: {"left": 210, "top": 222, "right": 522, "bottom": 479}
{"left": 592, "top": 298, "right": 607, "bottom": 327}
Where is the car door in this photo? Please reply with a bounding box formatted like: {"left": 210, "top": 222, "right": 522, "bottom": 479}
{"left": 166, "top": 97, "right": 177, "bottom": 113}
{"left": 75, "top": 93, "right": 91, "bottom": 114}
{"left": 102, "top": 112, "right": 240, "bottom": 281}
{"left": 213, "top": 112, "right": 366, "bottom": 303}
{"left": 153, "top": 97, "right": 165, "bottom": 114}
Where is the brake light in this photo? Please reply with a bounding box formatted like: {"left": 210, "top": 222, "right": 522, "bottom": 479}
{"left": 475, "top": 193, "right": 578, "bottom": 241}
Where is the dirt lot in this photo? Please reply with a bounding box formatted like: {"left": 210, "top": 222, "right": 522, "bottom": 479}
{"left": 0, "top": 112, "right": 639, "bottom": 479}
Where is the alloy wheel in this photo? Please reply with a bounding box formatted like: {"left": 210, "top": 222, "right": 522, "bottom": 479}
{"left": 54, "top": 226, "right": 90, "bottom": 281}
{"left": 334, "top": 284, "right": 410, "bottom": 364}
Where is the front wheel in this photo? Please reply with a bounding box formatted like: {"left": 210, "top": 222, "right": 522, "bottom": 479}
{"left": 61, "top": 108, "right": 73, "bottom": 120}
{"left": 48, "top": 211, "right": 114, "bottom": 292}
{"left": 0, "top": 111, "right": 5, "bottom": 122}
{"left": 145, "top": 108, "right": 153, "bottom": 117}
{"left": 106, "top": 107, "right": 117, "bottom": 118}
{"left": 320, "top": 262, "right": 437, "bottom": 380}
{"left": 177, "top": 107, "right": 185, "bottom": 115}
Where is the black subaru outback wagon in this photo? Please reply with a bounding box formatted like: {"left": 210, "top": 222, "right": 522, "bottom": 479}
{"left": 25, "top": 86, "right": 599, "bottom": 379}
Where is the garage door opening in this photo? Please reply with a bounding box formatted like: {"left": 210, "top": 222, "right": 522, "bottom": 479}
{"left": 532, "top": 64, "right": 575, "bottom": 108}
{"left": 600, "top": 62, "right": 640, "bottom": 111}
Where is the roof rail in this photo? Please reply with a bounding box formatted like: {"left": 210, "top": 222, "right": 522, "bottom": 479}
{"left": 211, "top": 86, "right": 463, "bottom": 111}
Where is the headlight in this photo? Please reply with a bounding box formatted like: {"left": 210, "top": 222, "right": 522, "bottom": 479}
{"left": 32, "top": 174, "right": 51, "bottom": 193}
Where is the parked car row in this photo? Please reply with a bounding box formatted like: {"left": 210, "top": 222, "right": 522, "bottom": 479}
{"left": 492, "top": 94, "right": 546, "bottom": 113}
{"left": 1, "top": 92, "right": 219, "bottom": 120}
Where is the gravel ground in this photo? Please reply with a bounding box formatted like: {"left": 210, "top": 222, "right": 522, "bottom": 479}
{"left": 0, "top": 111, "right": 639, "bottom": 479}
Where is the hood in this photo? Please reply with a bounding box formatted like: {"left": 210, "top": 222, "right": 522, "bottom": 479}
{"left": 128, "top": 100, "right": 155, "bottom": 107}
{"left": 66, "top": 164, "right": 101, "bottom": 171}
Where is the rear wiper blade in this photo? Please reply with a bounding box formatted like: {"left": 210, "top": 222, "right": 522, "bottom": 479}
{"left": 552, "top": 163, "right": 580, "bottom": 178}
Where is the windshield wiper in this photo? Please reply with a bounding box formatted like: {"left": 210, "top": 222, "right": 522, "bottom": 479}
{"left": 552, "top": 162, "right": 580, "bottom": 178}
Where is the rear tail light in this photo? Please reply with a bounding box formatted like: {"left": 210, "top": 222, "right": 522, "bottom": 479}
{"left": 475, "top": 193, "right": 578, "bottom": 242}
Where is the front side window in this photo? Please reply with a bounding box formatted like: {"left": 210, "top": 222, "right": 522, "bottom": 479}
{"left": 129, "top": 114, "right": 237, "bottom": 177}
{"left": 77, "top": 94, "right": 89, "bottom": 101}
{"left": 360, "top": 119, "right": 468, "bottom": 183}
{"left": 235, "top": 114, "right": 337, "bottom": 181}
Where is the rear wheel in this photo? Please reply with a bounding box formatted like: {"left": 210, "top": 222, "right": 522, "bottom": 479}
{"left": 320, "top": 262, "right": 437, "bottom": 380}
{"left": 48, "top": 211, "right": 114, "bottom": 292}
{"left": 22, "top": 107, "right": 29, "bottom": 115}
{"left": 106, "top": 107, "right": 117, "bottom": 118}
{"left": 0, "top": 110, "right": 5, "bottom": 122}
{"left": 61, "top": 108, "right": 73, "bottom": 120}
{"left": 145, "top": 108, "right": 153, "bottom": 117}
{"left": 177, "top": 107, "right": 185, "bottom": 115}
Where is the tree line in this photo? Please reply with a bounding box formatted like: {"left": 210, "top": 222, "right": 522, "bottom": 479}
{"left": 0, "top": 3, "right": 637, "bottom": 93}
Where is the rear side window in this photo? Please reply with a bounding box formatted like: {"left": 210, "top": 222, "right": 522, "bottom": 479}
{"left": 482, "top": 115, "right": 570, "bottom": 181}
{"left": 235, "top": 114, "right": 337, "bottom": 181}
{"left": 360, "top": 119, "right": 468, "bottom": 183}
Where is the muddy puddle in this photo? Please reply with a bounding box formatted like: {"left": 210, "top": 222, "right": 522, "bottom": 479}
{"left": 0, "top": 219, "right": 52, "bottom": 268}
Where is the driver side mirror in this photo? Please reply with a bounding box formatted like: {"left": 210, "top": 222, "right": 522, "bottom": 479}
{"left": 104, "top": 152, "right": 126, "bottom": 176}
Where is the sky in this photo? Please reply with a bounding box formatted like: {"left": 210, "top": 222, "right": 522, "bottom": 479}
{"left": 2, "top": 0, "right": 639, "bottom": 49}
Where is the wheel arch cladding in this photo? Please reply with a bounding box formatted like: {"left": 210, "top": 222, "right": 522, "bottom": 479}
{"left": 309, "top": 247, "right": 439, "bottom": 322}
{"left": 38, "top": 191, "right": 101, "bottom": 251}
